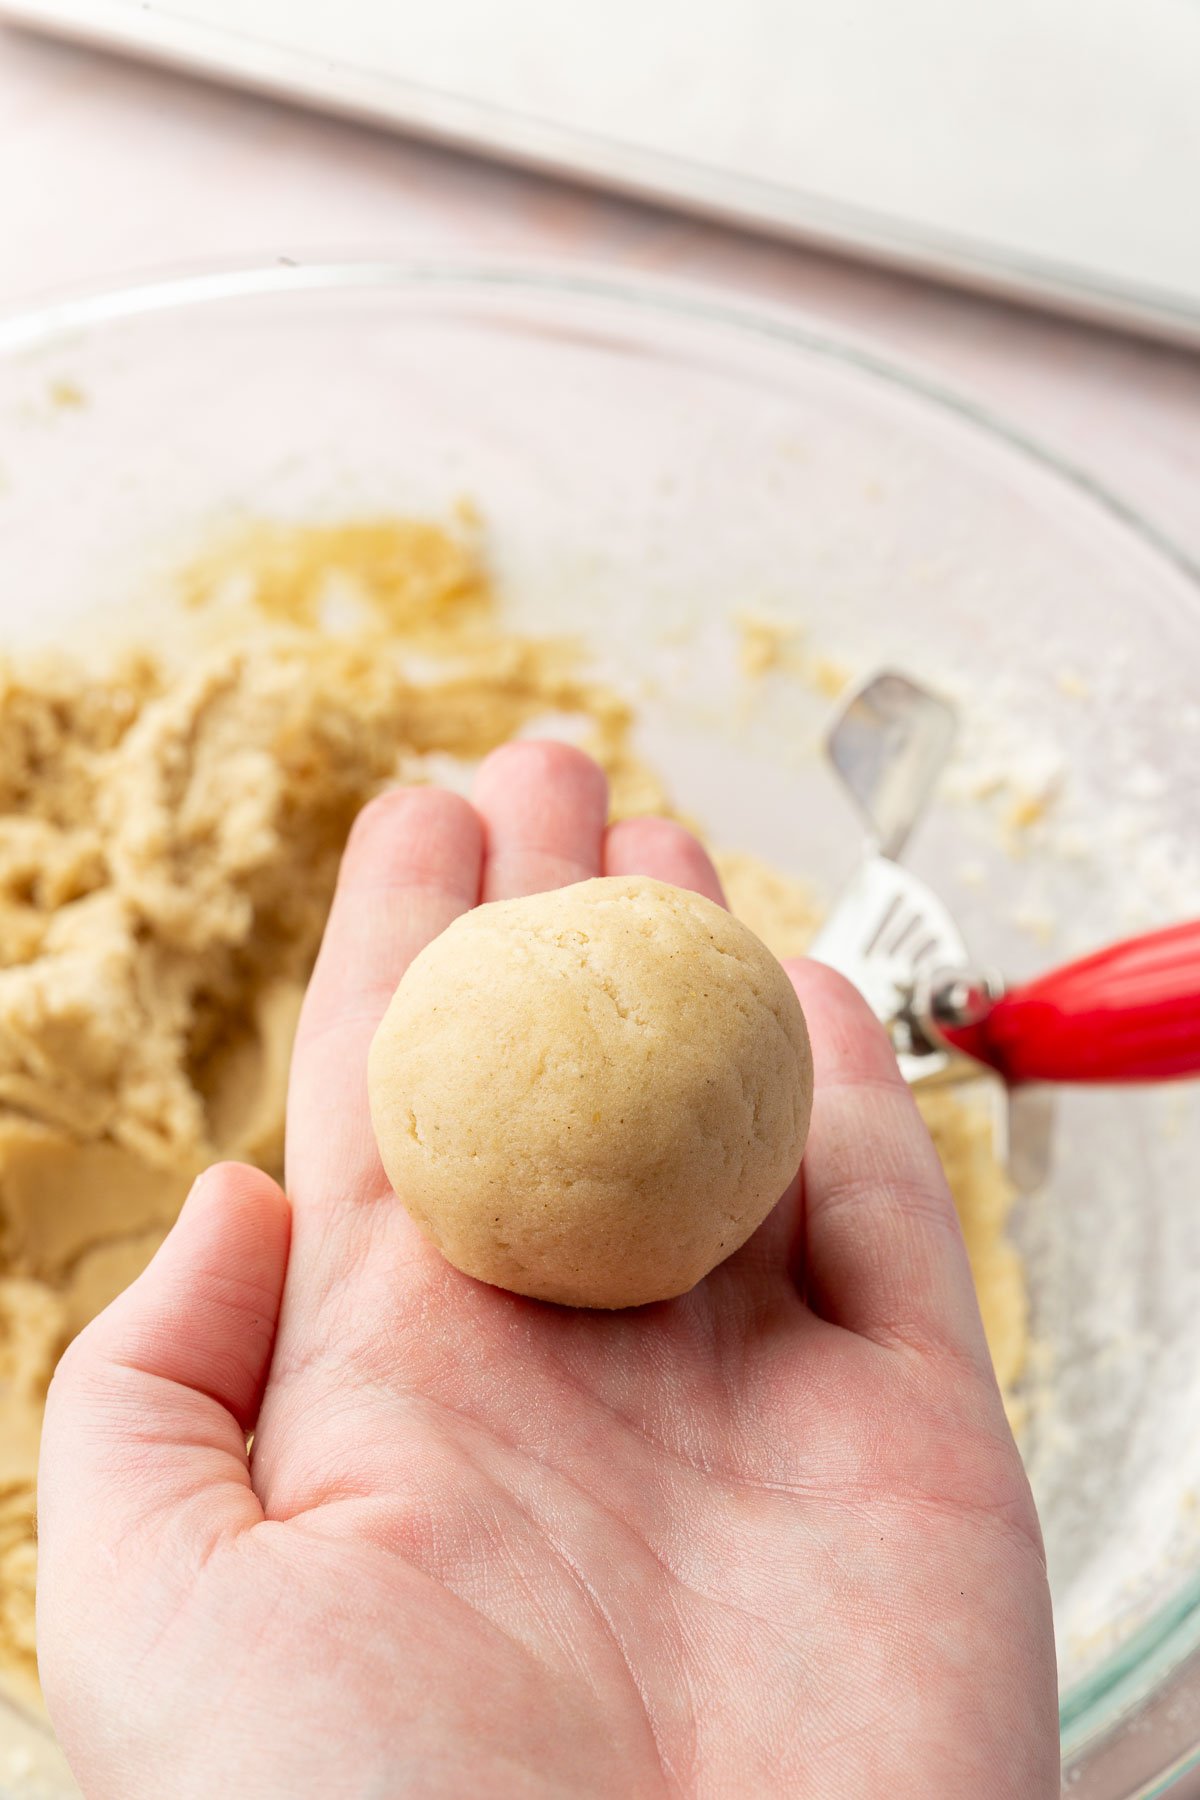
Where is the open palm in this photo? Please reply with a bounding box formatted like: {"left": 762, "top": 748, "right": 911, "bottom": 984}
{"left": 38, "top": 742, "right": 1058, "bottom": 1799}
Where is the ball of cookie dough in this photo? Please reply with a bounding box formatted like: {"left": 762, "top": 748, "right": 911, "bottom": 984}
{"left": 368, "top": 875, "right": 813, "bottom": 1308}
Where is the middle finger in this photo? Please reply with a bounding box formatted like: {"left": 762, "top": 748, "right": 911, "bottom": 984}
{"left": 473, "top": 739, "right": 607, "bottom": 900}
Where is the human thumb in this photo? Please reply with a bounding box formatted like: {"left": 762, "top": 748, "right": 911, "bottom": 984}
{"left": 36, "top": 1163, "right": 289, "bottom": 1716}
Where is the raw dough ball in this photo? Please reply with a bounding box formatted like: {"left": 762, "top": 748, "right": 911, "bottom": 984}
{"left": 368, "top": 875, "right": 813, "bottom": 1308}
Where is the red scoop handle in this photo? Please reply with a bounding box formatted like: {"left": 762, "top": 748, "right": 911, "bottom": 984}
{"left": 940, "top": 919, "right": 1200, "bottom": 1084}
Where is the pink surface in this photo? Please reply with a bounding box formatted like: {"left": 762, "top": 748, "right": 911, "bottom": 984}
{"left": 1, "top": 22, "right": 1198, "bottom": 564}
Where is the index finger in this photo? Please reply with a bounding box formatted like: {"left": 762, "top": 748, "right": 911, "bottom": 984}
{"left": 788, "top": 958, "right": 992, "bottom": 1369}
{"left": 286, "top": 787, "right": 483, "bottom": 1203}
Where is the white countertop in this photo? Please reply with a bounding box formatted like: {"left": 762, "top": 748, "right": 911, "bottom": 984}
{"left": 2, "top": 20, "right": 1199, "bottom": 566}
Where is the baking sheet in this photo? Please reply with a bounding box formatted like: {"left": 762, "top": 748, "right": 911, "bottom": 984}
{"left": 3, "top": 0, "right": 1200, "bottom": 346}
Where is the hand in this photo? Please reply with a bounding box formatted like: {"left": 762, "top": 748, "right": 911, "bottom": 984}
{"left": 37, "top": 741, "right": 1058, "bottom": 1799}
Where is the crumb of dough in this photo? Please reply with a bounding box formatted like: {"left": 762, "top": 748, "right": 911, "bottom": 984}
{"left": 737, "top": 613, "right": 802, "bottom": 679}
{"left": 48, "top": 381, "right": 86, "bottom": 412}
{"left": 733, "top": 613, "right": 851, "bottom": 700}
{"left": 0, "top": 516, "right": 1027, "bottom": 1709}
{"left": 807, "top": 656, "right": 852, "bottom": 699}
{"left": 1004, "top": 791, "right": 1054, "bottom": 833}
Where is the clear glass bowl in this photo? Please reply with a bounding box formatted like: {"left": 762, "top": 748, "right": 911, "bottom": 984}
{"left": 0, "top": 260, "right": 1198, "bottom": 1799}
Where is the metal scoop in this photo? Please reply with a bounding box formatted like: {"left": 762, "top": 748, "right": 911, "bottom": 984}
{"left": 810, "top": 670, "right": 1200, "bottom": 1185}
{"left": 807, "top": 670, "right": 969, "bottom": 1086}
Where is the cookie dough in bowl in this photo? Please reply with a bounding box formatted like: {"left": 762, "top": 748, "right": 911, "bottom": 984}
{"left": 368, "top": 875, "right": 813, "bottom": 1308}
